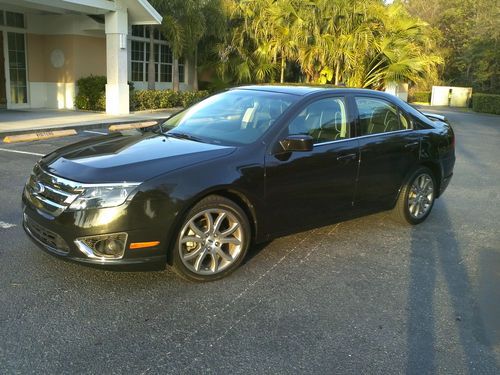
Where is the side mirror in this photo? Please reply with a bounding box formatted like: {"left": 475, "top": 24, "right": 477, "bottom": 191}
{"left": 279, "top": 135, "right": 314, "bottom": 152}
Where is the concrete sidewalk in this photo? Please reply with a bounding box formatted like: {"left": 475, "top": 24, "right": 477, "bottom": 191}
{"left": 0, "top": 108, "right": 180, "bottom": 135}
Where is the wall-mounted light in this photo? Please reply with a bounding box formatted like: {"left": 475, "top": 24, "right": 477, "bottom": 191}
{"left": 119, "top": 33, "right": 127, "bottom": 49}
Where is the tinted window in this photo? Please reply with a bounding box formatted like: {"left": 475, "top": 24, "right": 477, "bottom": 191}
{"left": 163, "top": 90, "right": 297, "bottom": 145}
{"left": 355, "top": 97, "right": 410, "bottom": 135}
{"left": 289, "top": 97, "right": 349, "bottom": 144}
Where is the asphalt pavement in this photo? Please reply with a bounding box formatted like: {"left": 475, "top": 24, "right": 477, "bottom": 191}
{"left": 0, "top": 109, "right": 499, "bottom": 374}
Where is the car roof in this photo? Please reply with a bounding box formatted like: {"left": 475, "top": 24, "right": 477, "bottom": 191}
{"left": 233, "top": 85, "right": 392, "bottom": 98}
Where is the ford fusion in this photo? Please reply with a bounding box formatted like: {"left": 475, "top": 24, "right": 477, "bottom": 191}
{"left": 23, "top": 86, "right": 455, "bottom": 281}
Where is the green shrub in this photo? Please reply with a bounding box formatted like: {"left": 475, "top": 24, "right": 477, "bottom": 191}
{"left": 75, "top": 76, "right": 210, "bottom": 111}
{"left": 131, "top": 90, "right": 209, "bottom": 110}
{"left": 180, "top": 90, "right": 210, "bottom": 107}
{"left": 409, "top": 91, "right": 431, "bottom": 103}
{"left": 472, "top": 93, "right": 500, "bottom": 115}
{"left": 75, "top": 75, "right": 107, "bottom": 111}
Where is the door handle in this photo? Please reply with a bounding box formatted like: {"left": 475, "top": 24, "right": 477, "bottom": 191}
{"left": 337, "top": 153, "right": 357, "bottom": 161}
{"left": 404, "top": 141, "right": 419, "bottom": 149}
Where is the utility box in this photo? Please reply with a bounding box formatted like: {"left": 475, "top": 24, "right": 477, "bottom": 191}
{"left": 385, "top": 82, "right": 409, "bottom": 102}
{"left": 431, "top": 86, "right": 472, "bottom": 107}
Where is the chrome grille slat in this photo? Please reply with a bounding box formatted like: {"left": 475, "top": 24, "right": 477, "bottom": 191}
{"left": 25, "top": 166, "right": 82, "bottom": 216}
{"left": 43, "top": 184, "right": 74, "bottom": 198}
{"left": 33, "top": 194, "right": 66, "bottom": 209}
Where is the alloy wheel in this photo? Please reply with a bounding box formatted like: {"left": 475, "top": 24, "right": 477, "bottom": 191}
{"left": 408, "top": 173, "right": 434, "bottom": 220}
{"left": 178, "top": 208, "right": 244, "bottom": 275}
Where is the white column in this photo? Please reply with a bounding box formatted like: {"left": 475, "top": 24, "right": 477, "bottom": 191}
{"left": 105, "top": 6, "right": 129, "bottom": 115}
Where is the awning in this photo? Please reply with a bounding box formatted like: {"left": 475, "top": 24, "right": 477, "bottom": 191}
{"left": 0, "top": 0, "right": 162, "bottom": 25}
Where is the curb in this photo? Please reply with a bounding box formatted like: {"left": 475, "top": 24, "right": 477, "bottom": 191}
{"left": 3, "top": 129, "right": 78, "bottom": 143}
{"left": 0, "top": 118, "right": 168, "bottom": 138}
{"left": 109, "top": 121, "right": 158, "bottom": 132}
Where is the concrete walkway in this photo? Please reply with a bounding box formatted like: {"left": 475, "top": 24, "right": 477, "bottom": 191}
{"left": 0, "top": 108, "right": 180, "bottom": 134}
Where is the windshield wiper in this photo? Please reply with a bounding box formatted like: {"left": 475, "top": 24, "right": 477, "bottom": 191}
{"left": 167, "top": 132, "right": 204, "bottom": 143}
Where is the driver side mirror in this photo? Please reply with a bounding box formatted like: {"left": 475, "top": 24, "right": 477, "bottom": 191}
{"left": 279, "top": 135, "right": 314, "bottom": 152}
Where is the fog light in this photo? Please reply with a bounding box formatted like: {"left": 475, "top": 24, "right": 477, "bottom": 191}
{"left": 74, "top": 232, "right": 128, "bottom": 260}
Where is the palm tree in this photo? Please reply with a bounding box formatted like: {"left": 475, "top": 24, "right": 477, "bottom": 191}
{"left": 149, "top": 0, "right": 209, "bottom": 92}
{"left": 205, "top": 0, "right": 442, "bottom": 89}
{"left": 147, "top": 26, "right": 156, "bottom": 90}
{"left": 255, "top": 0, "right": 302, "bottom": 83}
{"left": 361, "top": 2, "right": 442, "bottom": 89}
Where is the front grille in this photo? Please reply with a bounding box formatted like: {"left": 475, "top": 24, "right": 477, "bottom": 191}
{"left": 24, "top": 215, "right": 69, "bottom": 254}
{"left": 24, "top": 164, "right": 81, "bottom": 216}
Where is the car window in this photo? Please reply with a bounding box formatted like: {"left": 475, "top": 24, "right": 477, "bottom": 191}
{"left": 355, "top": 97, "right": 411, "bottom": 136}
{"left": 288, "top": 97, "right": 349, "bottom": 144}
{"left": 162, "top": 90, "right": 297, "bottom": 145}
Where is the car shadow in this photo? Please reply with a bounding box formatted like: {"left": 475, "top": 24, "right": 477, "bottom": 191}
{"left": 242, "top": 240, "right": 272, "bottom": 265}
{"left": 406, "top": 201, "right": 499, "bottom": 373}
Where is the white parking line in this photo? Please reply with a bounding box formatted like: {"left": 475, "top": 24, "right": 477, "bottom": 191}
{"left": 84, "top": 130, "right": 107, "bottom": 135}
{"left": 0, "top": 221, "right": 16, "bottom": 229}
{"left": 0, "top": 148, "right": 44, "bottom": 156}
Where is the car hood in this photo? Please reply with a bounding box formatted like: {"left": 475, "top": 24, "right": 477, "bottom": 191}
{"left": 40, "top": 132, "right": 236, "bottom": 183}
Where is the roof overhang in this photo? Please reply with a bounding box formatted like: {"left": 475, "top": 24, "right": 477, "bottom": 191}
{"left": 0, "top": 0, "right": 162, "bottom": 24}
{"left": 122, "top": 0, "right": 162, "bottom": 25}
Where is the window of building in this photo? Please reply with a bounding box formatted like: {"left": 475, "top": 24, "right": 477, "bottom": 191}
{"left": 178, "top": 61, "right": 185, "bottom": 83}
{"left": 129, "top": 26, "right": 184, "bottom": 83}
{"left": 131, "top": 25, "right": 145, "bottom": 38}
{"left": 131, "top": 40, "right": 144, "bottom": 81}
{"left": 6, "top": 11, "right": 25, "bottom": 28}
{"left": 8, "top": 32, "right": 27, "bottom": 104}
{"left": 0, "top": 11, "right": 4, "bottom": 26}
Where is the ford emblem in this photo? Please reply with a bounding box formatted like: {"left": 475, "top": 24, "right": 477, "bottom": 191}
{"left": 33, "top": 182, "right": 45, "bottom": 194}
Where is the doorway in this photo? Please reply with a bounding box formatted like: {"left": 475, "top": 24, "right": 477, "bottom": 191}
{"left": 0, "top": 31, "right": 6, "bottom": 108}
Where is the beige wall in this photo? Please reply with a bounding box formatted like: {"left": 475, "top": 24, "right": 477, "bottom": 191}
{"left": 27, "top": 34, "right": 106, "bottom": 83}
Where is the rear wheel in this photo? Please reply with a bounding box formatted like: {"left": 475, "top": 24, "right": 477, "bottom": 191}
{"left": 171, "top": 195, "right": 250, "bottom": 282}
{"left": 393, "top": 166, "right": 436, "bottom": 225}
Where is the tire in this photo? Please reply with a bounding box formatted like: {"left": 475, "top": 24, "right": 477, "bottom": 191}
{"left": 392, "top": 166, "right": 436, "bottom": 225}
{"left": 171, "top": 195, "right": 251, "bottom": 282}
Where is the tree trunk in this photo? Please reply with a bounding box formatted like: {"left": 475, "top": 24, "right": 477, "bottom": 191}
{"left": 147, "top": 26, "right": 155, "bottom": 90}
{"left": 334, "top": 63, "right": 340, "bottom": 85}
{"left": 280, "top": 56, "right": 286, "bottom": 83}
{"left": 172, "top": 53, "right": 180, "bottom": 92}
{"left": 193, "top": 46, "right": 198, "bottom": 91}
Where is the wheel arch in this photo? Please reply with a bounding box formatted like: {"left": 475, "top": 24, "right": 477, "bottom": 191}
{"left": 419, "top": 161, "right": 442, "bottom": 197}
{"left": 393, "top": 161, "right": 442, "bottom": 208}
{"left": 165, "top": 187, "right": 259, "bottom": 265}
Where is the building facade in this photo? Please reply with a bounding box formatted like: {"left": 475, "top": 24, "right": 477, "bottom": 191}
{"left": 0, "top": 0, "right": 188, "bottom": 115}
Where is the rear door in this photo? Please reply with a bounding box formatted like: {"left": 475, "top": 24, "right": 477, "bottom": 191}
{"left": 353, "top": 96, "right": 420, "bottom": 210}
{"left": 264, "top": 96, "right": 359, "bottom": 236}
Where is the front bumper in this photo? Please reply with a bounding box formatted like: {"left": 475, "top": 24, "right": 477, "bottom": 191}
{"left": 439, "top": 173, "right": 453, "bottom": 196}
{"left": 22, "top": 196, "right": 171, "bottom": 267}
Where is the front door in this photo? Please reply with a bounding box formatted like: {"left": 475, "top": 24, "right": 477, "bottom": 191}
{"left": 264, "top": 96, "right": 359, "bottom": 237}
{"left": 0, "top": 31, "right": 6, "bottom": 107}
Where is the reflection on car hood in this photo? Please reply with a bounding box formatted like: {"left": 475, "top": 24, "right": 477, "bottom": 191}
{"left": 40, "top": 132, "right": 235, "bottom": 183}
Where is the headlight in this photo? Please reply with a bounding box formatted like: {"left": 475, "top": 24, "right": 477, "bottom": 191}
{"left": 69, "top": 183, "right": 140, "bottom": 210}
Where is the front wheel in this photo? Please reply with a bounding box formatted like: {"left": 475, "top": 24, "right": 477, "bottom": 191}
{"left": 393, "top": 167, "right": 436, "bottom": 225}
{"left": 171, "top": 195, "right": 251, "bottom": 282}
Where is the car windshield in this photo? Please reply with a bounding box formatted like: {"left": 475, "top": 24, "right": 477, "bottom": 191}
{"left": 161, "top": 90, "right": 297, "bottom": 145}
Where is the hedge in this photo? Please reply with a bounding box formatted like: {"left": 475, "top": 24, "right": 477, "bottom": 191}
{"left": 472, "top": 93, "right": 500, "bottom": 115}
{"left": 130, "top": 89, "right": 209, "bottom": 111}
{"left": 75, "top": 74, "right": 209, "bottom": 111}
{"left": 75, "top": 75, "right": 107, "bottom": 111}
{"left": 409, "top": 91, "right": 431, "bottom": 103}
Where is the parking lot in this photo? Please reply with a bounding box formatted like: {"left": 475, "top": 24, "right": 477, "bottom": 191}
{"left": 0, "top": 108, "right": 499, "bottom": 374}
